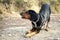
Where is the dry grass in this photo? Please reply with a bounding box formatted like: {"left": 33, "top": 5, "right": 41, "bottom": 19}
{"left": 0, "top": 0, "right": 60, "bottom": 19}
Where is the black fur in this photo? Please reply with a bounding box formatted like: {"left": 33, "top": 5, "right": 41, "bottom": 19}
{"left": 25, "top": 4, "right": 51, "bottom": 33}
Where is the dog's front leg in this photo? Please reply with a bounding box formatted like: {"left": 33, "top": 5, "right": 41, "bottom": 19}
{"left": 25, "top": 22, "right": 37, "bottom": 38}
{"left": 25, "top": 31, "right": 37, "bottom": 38}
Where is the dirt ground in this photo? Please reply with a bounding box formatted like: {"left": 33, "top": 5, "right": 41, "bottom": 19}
{"left": 0, "top": 14, "right": 60, "bottom": 40}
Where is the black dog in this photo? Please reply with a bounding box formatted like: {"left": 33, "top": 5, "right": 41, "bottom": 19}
{"left": 20, "top": 4, "right": 51, "bottom": 37}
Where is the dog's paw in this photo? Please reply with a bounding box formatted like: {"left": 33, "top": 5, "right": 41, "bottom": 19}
{"left": 26, "top": 30, "right": 32, "bottom": 34}
{"left": 24, "top": 34, "right": 31, "bottom": 38}
{"left": 24, "top": 35, "right": 31, "bottom": 38}
{"left": 25, "top": 32, "right": 37, "bottom": 38}
{"left": 44, "top": 29, "right": 48, "bottom": 31}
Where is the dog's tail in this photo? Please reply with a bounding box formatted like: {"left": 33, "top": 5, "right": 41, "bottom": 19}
{"left": 39, "top": 4, "right": 51, "bottom": 15}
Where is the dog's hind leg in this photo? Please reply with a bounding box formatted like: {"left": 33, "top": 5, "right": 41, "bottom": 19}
{"left": 44, "top": 17, "right": 50, "bottom": 31}
{"left": 44, "top": 21, "right": 49, "bottom": 31}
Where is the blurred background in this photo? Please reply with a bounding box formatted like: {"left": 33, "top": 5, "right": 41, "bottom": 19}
{"left": 0, "top": 0, "right": 60, "bottom": 40}
{"left": 0, "top": 0, "right": 60, "bottom": 20}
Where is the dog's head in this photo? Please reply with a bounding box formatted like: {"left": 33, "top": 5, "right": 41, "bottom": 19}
{"left": 20, "top": 11, "right": 31, "bottom": 19}
{"left": 20, "top": 10, "right": 37, "bottom": 21}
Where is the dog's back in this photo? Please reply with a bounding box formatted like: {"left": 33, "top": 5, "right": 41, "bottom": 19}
{"left": 39, "top": 4, "right": 51, "bottom": 23}
{"left": 39, "top": 4, "right": 51, "bottom": 14}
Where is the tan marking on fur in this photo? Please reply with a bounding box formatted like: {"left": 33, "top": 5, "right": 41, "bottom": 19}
{"left": 25, "top": 32, "right": 37, "bottom": 37}
{"left": 27, "top": 30, "right": 32, "bottom": 33}
{"left": 44, "top": 21, "right": 49, "bottom": 31}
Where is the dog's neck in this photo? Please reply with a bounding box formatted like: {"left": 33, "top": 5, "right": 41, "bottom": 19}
{"left": 30, "top": 14, "right": 39, "bottom": 22}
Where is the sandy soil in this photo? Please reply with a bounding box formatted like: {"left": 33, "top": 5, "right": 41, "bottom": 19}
{"left": 0, "top": 14, "right": 60, "bottom": 40}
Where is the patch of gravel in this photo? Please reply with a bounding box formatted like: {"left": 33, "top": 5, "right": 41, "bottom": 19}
{"left": 0, "top": 14, "right": 60, "bottom": 40}
{"left": 0, "top": 26, "right": 60, "bottom": 40}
